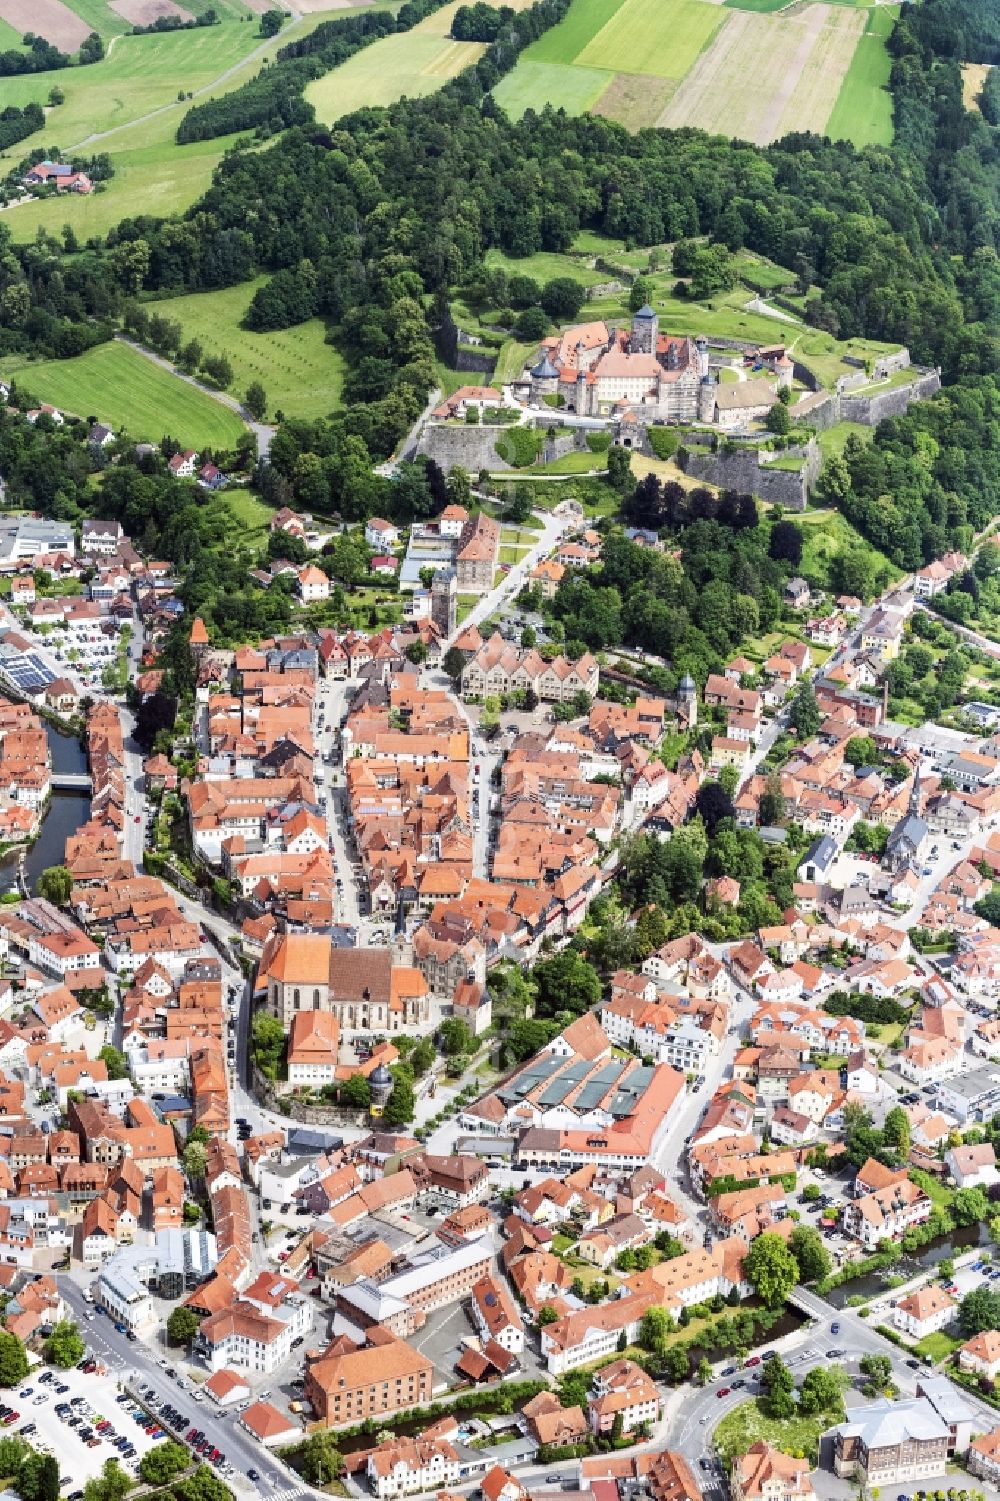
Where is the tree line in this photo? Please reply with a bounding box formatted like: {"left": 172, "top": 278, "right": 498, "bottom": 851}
{"left": 0, "top": 33, "right": 73, "bottom": 75}
{"left": 130, "top": 8, "right": 218, "bottom": 34}
{"left": 0, "top": 103, "right": 44, "bottom": 152}
{"left": 451, "top": 2, "right": 517, "bottom": 40}
{"left": 814, "top": 376, "right": 1000, "bottom": 568}
{"left": 175, "top": 0, "right": 449, "bottom": 143}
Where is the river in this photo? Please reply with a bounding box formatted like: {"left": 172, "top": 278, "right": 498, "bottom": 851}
{"left": 0, "top": 719, "right": 90, "bottom": 893}
{"left": 824, "top": 1222, "right": 991, "bottom": 1307}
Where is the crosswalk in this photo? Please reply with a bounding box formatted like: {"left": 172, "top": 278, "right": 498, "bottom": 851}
{"left": 266, "top": 1484, "right": 304, "bottom": 1501}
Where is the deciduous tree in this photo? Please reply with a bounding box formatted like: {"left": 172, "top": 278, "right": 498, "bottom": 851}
{"left": 744, "top": 1231, "right": 799, "bottom": 1306}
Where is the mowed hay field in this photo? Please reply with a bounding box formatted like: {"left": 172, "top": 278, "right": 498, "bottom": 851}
{"left": 493, "top": 0, "right": 894, "bottom": 146}
{"left": 5, "top": 342, "right": 247, "bottom": 448}
{"left": 659, "top": 3, "right": 865, "bottom": 143}
{"left": 306, "top": 0, "right": 497, "bottom": 121}
{"left": 157, "top": 279, "right": 346, "bottom": 421}
{"left": 824, "top": 3, "right": 896, "bottom": 145}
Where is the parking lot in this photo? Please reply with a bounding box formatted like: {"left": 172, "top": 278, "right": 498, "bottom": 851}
{"left": 789, "top": 1169, "right": 857, "bottom": 1262}
{"left": 48, "top": 631, "right": 122, "bottom": 692}
{"left": 138, "top": 1382, "right": 240, "bottom": 1487}
{"left": 14, "top": 1362, "right": 165, "bottom": 1490}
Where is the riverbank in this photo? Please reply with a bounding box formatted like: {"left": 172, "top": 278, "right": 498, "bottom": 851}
{"left": 0, "top": 716, "right": 91, "bottom": 894}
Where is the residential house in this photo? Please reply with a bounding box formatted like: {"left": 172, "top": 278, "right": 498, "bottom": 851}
{"left": 893, "top": 1285, "right": 956, "bottom": 1341}
{"left": 588, "top": 1359, "right": 660, "bottom": 1437}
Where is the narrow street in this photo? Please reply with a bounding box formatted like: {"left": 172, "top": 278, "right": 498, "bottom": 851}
{"left": 650, "top": 977, "right": 757, "bottom": 1226}
{"left": 443, "top": 504, "right": 570, "bottom": 649}
{"left": 316, "top": 676, "right": 360, "bottom": 929}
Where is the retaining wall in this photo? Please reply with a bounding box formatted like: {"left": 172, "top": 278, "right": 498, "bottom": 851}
{"left": 417, "top": 422, "right": 512, "bottom": 471}
{"left": 797, "top": 368, "right": 942, "bottom": 431}
{"left": 681, "top": 439, "right": 821, "bottom": 511}
{"left": 455, "top": 347, "right": 497, "bottom": 375}
{"left": 841, "top": 369, "right": 941, "bottom": 424}
{"left": 541, "top": 434, "right": 578, "bottom": 463}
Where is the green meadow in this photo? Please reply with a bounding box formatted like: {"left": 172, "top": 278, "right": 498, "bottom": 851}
{"left": 575, "top": 0, "right": 724, "bottom": 77}
{"left": 306, "top": 0, "right": 488, "bottom": 122}
{"left": 521, "top": 0, "right": 623, "bottom": 59}
{"left": 825, "top": 4, "right": 897, "bottom": 146}
{"left": 0, "top": 23, "right": 266, "bottom": 143}
{"left": 3, "top": 341, "right": 247, "bottom": 449}
{"left": 156, "top": 279, "right": 347, "bottom": 421}
{"left": 491, "top": 57, "right": 611, "bottom": 117}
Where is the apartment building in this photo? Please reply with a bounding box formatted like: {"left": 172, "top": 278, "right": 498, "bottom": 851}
{"left": 379, "top": 1235, "right": 492, "bottom": 1316}
{"left": 960, "top": 1330, "right": 1000, "bottom": 1381}
{"left": 412, "top": 1153, "right": 489, "bottom": 1211}
{"left": 588, "top": 1359, "right": 660, "bottom": 1437}
{"left": 471, "top": 1274, "right": 524, "bottom": 1355}
{"left": 732, "top": 1443, "right": 814, "bottom": 1501}
{"left": 829, "top": 1397, "right": 957, "bottom": 1486}
{"left": 305, "top": 1330, "right": 433, "bottom": 1427}
{"left": 540, "top": 1293, "right": 656, "bottom": 1375}
{"left": 893, "top": 1285, "right": 956, "bottom": 1341}
{"left": 367, "top": 1437, "right": 461, "bottom": 1499}
{"left": 195, "top": 1301, "right": 295, "bottom": 1374}
{"left": 969, "top": 1428, "right": 1000, "bottom": 1487}
{"left": 841, "top": 1170, "right": 932, "bottom": 1250}
{"left": 286, "top": 1011, "right": 341, "bottom": 1086}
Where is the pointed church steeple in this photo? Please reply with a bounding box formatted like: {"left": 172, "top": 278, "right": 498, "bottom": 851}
{"left": 910, "top": 760, "right": 922, "bottom": 816}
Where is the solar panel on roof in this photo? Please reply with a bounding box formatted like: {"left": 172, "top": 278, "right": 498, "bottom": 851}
{"left": 497, "top": 1051, "right": 562, "bottom": 1103}
{"left": 536, "top": 1058, "right": 591, "bottom": 1107}
{"left": 574, "top": 1060, "right": 627, "bottom": 1113}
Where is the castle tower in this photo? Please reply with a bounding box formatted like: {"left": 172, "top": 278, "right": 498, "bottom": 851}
{"left": 677, "top": 672, "right": 697, "bottom": 729}
{"left": 776, "top": 352, "right": 794, "bottom": 391}
{"left": 631, "top": 303, "right": 658, "bottom": 355}
{"left": 697, "top": 375, "right": 715, "bottom": 424}
{"left": 369, "top": 1061, "right": 393, "bottom": 1118}
{"left": 431, "top": 566, "right": 456, "bottom": 638}
{"left": 695, "top": 334, "right": 709, "bottom": 379}
{"left": 529, "top": 351, "right": 559, "bottom": 405}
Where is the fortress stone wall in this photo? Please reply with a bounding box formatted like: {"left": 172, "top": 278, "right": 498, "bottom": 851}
{"left": 680, "top": 439, "right": 822, "bottom": 512}
{"left": 416, "top": 424, "right": 512, "bottom": 472}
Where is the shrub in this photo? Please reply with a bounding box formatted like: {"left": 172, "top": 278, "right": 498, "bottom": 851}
{"left": 647, "top": 427, "right": 678, "bottom": 460}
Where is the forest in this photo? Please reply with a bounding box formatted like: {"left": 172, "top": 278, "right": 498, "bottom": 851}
{"left": 542, "top": 520, "right": 797, "bottom": 686}
{"left": 814, "top": 376, "right": 1000, "bottom": 568}
{"left": 0, "top": 104, "right": 44, "bottom": 153}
